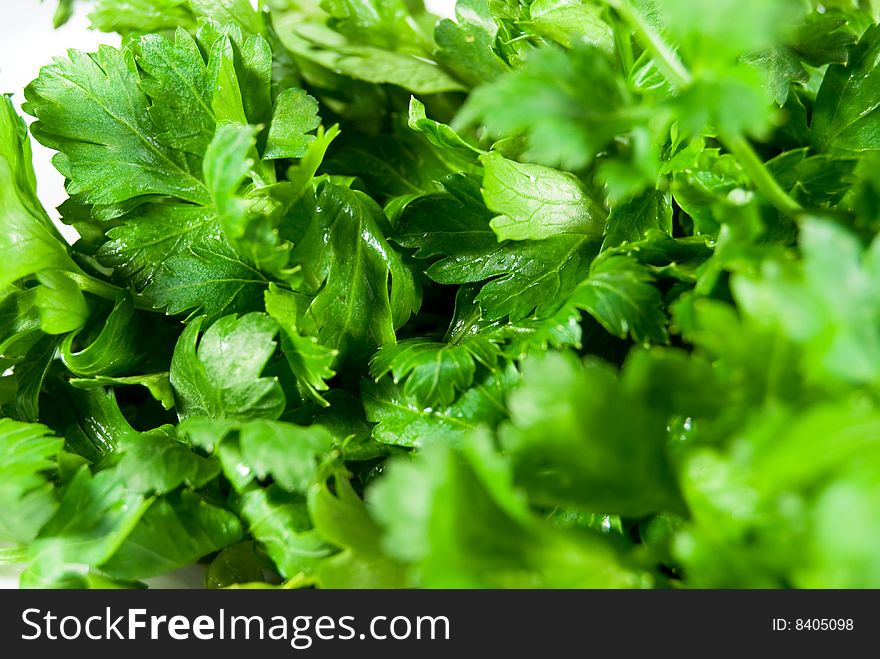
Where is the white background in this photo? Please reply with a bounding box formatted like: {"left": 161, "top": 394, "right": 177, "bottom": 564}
{"left": 0, "top": 0, "right": 454, "bottom": 588}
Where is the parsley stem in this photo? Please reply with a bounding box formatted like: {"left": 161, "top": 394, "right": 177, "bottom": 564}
{"left": 721, "top": 134, "right": 803, "bottom": 215}
{"left": 0, "top": 545, "right": 27, "bottom": 564}
{"left": 68, "top": 272, "right": 156, "bottom": 311}
{"left": 609, "top": 0, "right": 691, "bottom": 88}
{"left": 613, "top": 18, "right": 635, "bottom": 76}
{"left": 610, "top": 0, "right": 803, "bottom": 215}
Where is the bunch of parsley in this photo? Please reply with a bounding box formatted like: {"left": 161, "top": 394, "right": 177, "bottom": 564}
{"left": 2, "top": 0, "right": 880, "bottom": 588}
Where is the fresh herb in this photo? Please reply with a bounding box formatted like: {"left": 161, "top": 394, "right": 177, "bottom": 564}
{"left": 3, "top": 0, "right": 880, "bottom": 588}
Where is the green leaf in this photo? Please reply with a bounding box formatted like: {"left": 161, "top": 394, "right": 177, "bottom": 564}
{"left": 813, "top": 24, "right": 880, "bottom": 153}
{"left": 675, "top": 294, "right": 808, "bottom": 414}
{"left": 101, "top": 489, "right": 242, "bottom": 580}
{"left": 180, "top": 417, "right": 334, "bottom": 494}
{"left": 527, "top": 0, "right": 615, "bottom": 52}
{"left": 788, "top": 13, "right": 857, "bottom": 67}
{"left": 59, "top": 296, "right": 155, "bottom": 377}
{"left": 672, "top": 68, "right": 776, "bottom": 139}
{"left": 37, "top": 384, "right": 134, "bottom": 461}
{"left": 97, "top": 204, "right": 216, "bottom": 291}
{"left": 393, "top": 174, "right": 498, "bottom": 259}
{"left": 33, "top": 271, "right": 88, "bottom": 335}
{"left": 674, "top": 402, "right": 880, "bottom": 588}
{"left": 742, "top": 47, "right": 808, "bottom": 107}
{"left": 229, "top": 421, "right": 333, "bottom": 493}
{"left": 239, "top": 486, "right": 332, "bottom": 580}
{"left": 170, "top": 313, "right": 286, "bottom": 420}
{"left": 323, "top": 125, "right": 450, "bottom": 199}
{"left": 654, "top": 0, "right": 805, "bottom": 64}
{"left": 766, "top": 149, "right": 857, "bottom": 208}
{"left": 433, "top": 0, "right": 509, "bottom": 88}
{"left": 273, "top": 15, "right": 465, "bottom": 94}
{"left": 407, "top": 96, "right": 483, "bottom": 165}
{"left": 190, "top": 0, "right": 265, "bottom": 37}
{"left": 400, "top": 177, "right": 597, "bottom": 323}
{"left": 209, "top": 34, "right": 249, "bottom": 127}
{"left": 617, "top": 232, "right": 714, "bottom": 282}
{"left": 369, "top": 337, "right": 500, "bottom": 407}
{"left": 499, "top": 351, "right": 683, "bottom": 516}
{"left": 456, "top": 45, "right": 633, "bottom": 171}
{"left": 239, "top": 34, "right": 274, "bottom": 129}
{"left": 602, "top": 189, "right": 673, "bottom": 251}
{"left": 0, "top": 288, "right": 41, "bottom": 355}
{"left": 568, "top": 254, "right": 668, "bottom": 344}
{"left": 205, "top": 123, "right": 293, "bottom": 276}
{"left": 24, "top": 45, "right": 209, "bottom": 206}
{"left": 309, "top": 474, "right": 408, "bottom": 588}
{"left": 732, "top": 218, "right": 880, "bottom": 385}
{"left": 205, "top": 540, "right": 266, "bottom": 587}
{"left": 114, "top": 426, "right": 220, "bottom": 495}
{"left": 1, "top": 335, "right": 61, "bottom": 423}
{"left": 145, "top": 238, "right": 269, "bottom": 320}
{"left": 799, "top": 461, "right": 880, "bottom": 588}
{"left": 294, "top": 183, "right": 420, "bottom": 363}
{"left": 53, "top": 0, "right": 76, "bottom": 28}
{"left": 22, "top": 468, "right": 150, "bottom": 587}
{"left": 69, "top": 374, "right": 176, "bottom": 411}
{"left": 501, "top": 304, "right": 584, "bottom": 358}
{"left": 481, "top": 152, "right": 605, "bottom": 241}
{"left": 363, "top": 365, "right": 516, "bottom": 447}
{"left": 671, "top": 147, "right": 750, "bottom": 236}
{"left": 264, "top": 88, "right": 321, "bottom": 160}
{"left": 89, "top": 0, "right": 198, "bottom": 35}
{"left": 429, "top": 233, "right": 597, "bottom": 322}
{"left": 265, "top": 284, "right": 338, "bottom": 406}
{"left": 368, "top": 431, "right": 642, "bottom": 587}
{"left": 23, "top": 29, "right": 292, "bottom": 317}
{"left": 329, "top": 47, "right": 466, "bottom": 94}
{"left": 79, "top": 29, "right": 298, "bottom": 292}
{"left": 0, "top": 419, "right": 64, "bottom": 543}
{"left": 320, "top": 0, "right": 426, "bottom": 50}
{"left": 0, "top": 96, "right": 75, "bottom": 290}
{"left": 135, "top": 29, "right": 216, "bottom": 157}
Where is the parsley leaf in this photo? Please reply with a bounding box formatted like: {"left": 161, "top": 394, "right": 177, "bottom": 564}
{"left": 481, "top": 152, "right": 605, "bottom": 241}
{"left": 294, "top": 183, "right": 421, "bottom": 363}
{"left": 170, "top": 313, "right": 286, "bottom": 420}
{"left": 0, "top": 419, "right": 64, "bottom": 543}
{"left": 25, "top": 45, "right": 210, "bottom": 206}
{"left": 369, "top": 336, "right": 500, "bottom": 407}
{"left": 813, "top": 24, "right": 880, "bottom": 153}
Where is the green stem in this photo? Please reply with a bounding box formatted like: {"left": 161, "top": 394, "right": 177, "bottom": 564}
{"left": 67, "top": 272, "right": 156, "bottom": 312}
{"left": 610, "top": 0, "right": 691, "bottom": 88}
{"left": 610, "top": 0, "right": 802, "bottom": 216}
{"left": 0, "top": 545, "right": 28, "bottom": 564}
{"left": 722, "top": 135, "right": 803, "bottom": 214}
{"left": 612, "top": 15, "right": 635, "bottom": 76}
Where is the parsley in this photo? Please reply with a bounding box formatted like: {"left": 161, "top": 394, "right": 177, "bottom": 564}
{"left": 2, "top": 0, "right": 880, "bottom": 588}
